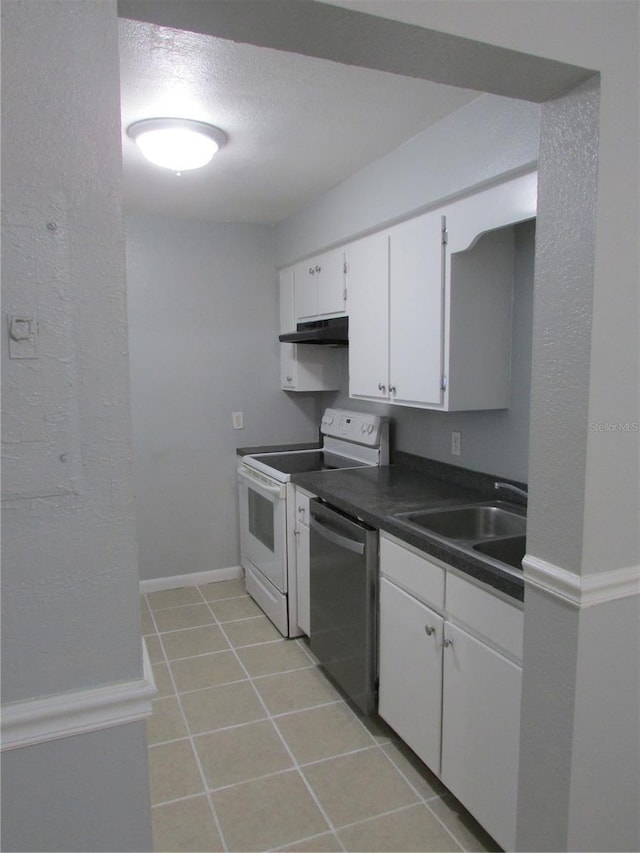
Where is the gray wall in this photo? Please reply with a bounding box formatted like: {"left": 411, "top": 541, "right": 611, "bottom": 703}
{"left": 125, "top": 214, "right": 321, "bottom": 580}
{"left": 1, "top": 722, "right": 151, "bottom": 853}
{"left": 276, "top": 93, "right": 540, "bottom": 265}
{"left": 125, "top": 97, "right": 539, "bottom": 587}
{"left": 1, "top": 1, "right": 151, "bottom": 850}
{"left": 276, "top": 94, "right": 540, "bottom": 483}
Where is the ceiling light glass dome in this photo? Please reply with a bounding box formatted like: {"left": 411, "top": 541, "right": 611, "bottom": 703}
{"left": 127, "top": 118, "right": 227, "bottom": 172}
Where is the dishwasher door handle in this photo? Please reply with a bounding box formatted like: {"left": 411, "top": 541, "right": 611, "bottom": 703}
{"left": 309, "top": 515, "right": 365, "bottom": 556}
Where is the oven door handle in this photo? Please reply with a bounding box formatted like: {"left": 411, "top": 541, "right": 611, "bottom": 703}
{"left": 238, "top": 468, "right": 283, "bottom": 496}
{"left": 309, "top": 515, "right": 365, "bottom": 556}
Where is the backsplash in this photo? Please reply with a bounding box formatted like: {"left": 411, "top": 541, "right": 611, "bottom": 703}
{"left": 394, "top": 451, "right": 528, "bottom": 506}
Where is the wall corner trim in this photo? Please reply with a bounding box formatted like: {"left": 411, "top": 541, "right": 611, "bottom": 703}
{"left": 1, "top": 640, "right": 156, "bottom": 752}
{"left": 523, "top": 555, "right": 640, "bottom": 607}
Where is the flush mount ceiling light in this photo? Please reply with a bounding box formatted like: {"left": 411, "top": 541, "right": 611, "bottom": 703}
{"left": 127, "top": 118, "right": 227, "bottom": 173}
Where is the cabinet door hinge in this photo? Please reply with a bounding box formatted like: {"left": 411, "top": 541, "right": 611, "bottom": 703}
{"left": 440, "top": 375, "right": 448, "bottom": 391}
{"left": 343, "top": 288, "right": 348, "bottom": 303}
{"left": 343, "top": 260, "right": 348, "bottom": 275}
{"left": 441, "top": 214, "right": 448, "bottom": 245}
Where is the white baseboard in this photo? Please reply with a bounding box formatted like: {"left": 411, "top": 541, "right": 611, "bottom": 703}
{"left": 139, "top": 565, "right": 244, "bottom": 595}
{"left": 1, "top": 640, "right": 156, "bottom": 752}
{"left": 523, "top": 556, "right": 640, "bottom": 607}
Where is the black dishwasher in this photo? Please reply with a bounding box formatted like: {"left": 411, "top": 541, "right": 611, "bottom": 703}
{"left": 309, "top": 499, "right": 378, "bottom": 715}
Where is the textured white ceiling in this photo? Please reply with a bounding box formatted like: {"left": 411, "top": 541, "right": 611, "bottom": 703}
{"left": 119, "top": 19, "right": 479, "bottom": 224}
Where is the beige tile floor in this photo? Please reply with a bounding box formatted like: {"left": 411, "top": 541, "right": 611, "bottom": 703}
{"left": 142, "top": 579, "right": 500, "bottom": 853}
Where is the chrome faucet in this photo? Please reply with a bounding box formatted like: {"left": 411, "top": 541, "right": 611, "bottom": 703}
{"left": 494, "top": 481, "right": 528, "bottom": 503}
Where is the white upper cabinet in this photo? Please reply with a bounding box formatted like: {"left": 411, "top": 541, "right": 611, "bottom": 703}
{"left": 345, "top": 231, "right": 389, "bottom": 400}
{"left": 389, "top": 211, "right": 445, "bottom": 407}
{"left": 346, "top": 212, "right": 445, "bottom": 406}
{"left": 347, "top": 171, "right": 537, "bottom": 411}
{"left": 279, "top": 269, "right": 340, "bottom": 392}
{"left": 294, "top": 248, "right": 346, "bottom": 323}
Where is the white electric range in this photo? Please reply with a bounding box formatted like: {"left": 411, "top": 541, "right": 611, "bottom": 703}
{"left": 237, "top": 408, "right": 389, "bottom": 636}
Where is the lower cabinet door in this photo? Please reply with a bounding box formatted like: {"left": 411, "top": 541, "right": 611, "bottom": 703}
{"left": 295, "top": 523, "right": 310, "bottom": 636}
{"left": 441, "top": 621, "right": 522, "bottom": 852}
{"left": 378, "top": 578, "right": 443, "bottom": 772}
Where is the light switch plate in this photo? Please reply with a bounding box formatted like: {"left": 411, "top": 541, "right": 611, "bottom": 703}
{"left": 8, "top": 316, "right": 39, "bottom": 359}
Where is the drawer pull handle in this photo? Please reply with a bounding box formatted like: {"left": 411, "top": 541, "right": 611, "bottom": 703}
{"left": 424, "top": 625, "right": 435, "bottom": 636}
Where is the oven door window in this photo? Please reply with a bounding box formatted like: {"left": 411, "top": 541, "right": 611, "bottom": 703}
{"left": 248, "top": 488, "right": 275, "bottom": 552}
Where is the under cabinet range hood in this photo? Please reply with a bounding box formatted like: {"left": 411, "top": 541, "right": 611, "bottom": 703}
{"left": 279, "top": 316, "right": 348, "bottom": 346}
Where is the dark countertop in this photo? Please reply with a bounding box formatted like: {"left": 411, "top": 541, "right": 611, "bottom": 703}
{"left": 292, "top": 460, "right": 525, "bottom": 602}
{"left": 237, "top": 442, "right": 526, "bottom": 601}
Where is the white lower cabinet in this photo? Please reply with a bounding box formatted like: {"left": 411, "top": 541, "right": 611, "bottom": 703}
{"left": 378, "top": 534, "right": 523, "bottom": 852}
{"left": 441, "top": 621, "right": 522, "bottom": 852}
{"left": 294, "top": 488, "right": 313, "bottom": 635}
{"left": 378, "top": 578, "right": 443, "bottom": 771}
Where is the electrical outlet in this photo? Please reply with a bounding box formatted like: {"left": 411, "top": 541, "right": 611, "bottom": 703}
{"left": 232, "top": 412, "right": 244, "bottom": 430}
{"left": 451, "top": 431, "right": 462, "bottom": 456}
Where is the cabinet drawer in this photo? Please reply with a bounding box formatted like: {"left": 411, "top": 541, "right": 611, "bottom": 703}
{"left": 380, "top": 535, "right": 445, "bottom": 610}
{"left": 446, "top": 572, "right": 523, "bottom": 661}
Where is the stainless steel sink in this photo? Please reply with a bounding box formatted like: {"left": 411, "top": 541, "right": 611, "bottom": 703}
{"left": 473, "top": 535, "right": 526, "bottom": 570}
{"left": 393, "top": 501, "right": 527, "bottom": 574}
{"left": 398, "top": 503, "right": 526, "bottom": 541}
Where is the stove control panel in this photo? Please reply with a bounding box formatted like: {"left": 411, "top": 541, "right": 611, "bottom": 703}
{"left": 321, "top": 408, "right": 387, "bottom": 447}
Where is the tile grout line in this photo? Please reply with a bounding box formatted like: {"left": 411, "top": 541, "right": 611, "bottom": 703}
{"left": 374, "top": 742, "right": 466, "bottom": 852}
{"left": 148, "top": 695, "right": 351, "bottom": 747}
{"left": 421, "top": 799, "right": 467, "bottom": 853}
{"left": 198, "top": 591, "right": 346, "bottom": 853}
{"left": 147, "top": 585, "right": 487, "bottom": 853}
{"left": 146, "top": 590, "right": 250, "bottom": 612}
{"left": 230, "top": 632, "right": 469, "bottom": 852}
{"left": 277, "top": 828, "right": 343, "bottom": 852}
{"left": 150, "top": 585, "right": 231, "bottom": 853}
{"left": 149, "top": 588, "right": 426, "bottom": 849}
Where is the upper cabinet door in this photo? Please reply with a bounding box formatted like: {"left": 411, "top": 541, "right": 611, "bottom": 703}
{"left": 279, "top": 268, "right": 295, "bottom": 333}
{"left": 346, "top": 232, "right": 390, "bottom": 400}
{"left": 317, "top": 249, "right": 346, "bottom": 317}
{"left": 294, "top": 249, "right": 346, "bottom": 323}
{"left": 294, "top": 262, "right": 319, "bottom": 321}
{"left": 389, "top": 211, "right": 445, "bottom": 407}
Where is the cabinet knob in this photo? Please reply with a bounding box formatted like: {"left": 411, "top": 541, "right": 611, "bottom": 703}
{"left": 286, "top": 376, "right": 293, "bottom": 383}
{"left": 377, "top": 382, "right": 386, "bottom": 392}
{"left": 308, "top": 267, "right": 314, "bottom": 275}
{"left": 443, "top": 637, "right": 454, "bottom": 647}
{"left": 389, "top": 385, "right": 397, "bottom": 394}
{"left": 315, "top": 265, "right": 321, "bottom": 273}
{"left": 424, "top": 625, "right": 435, "bottom": 636}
